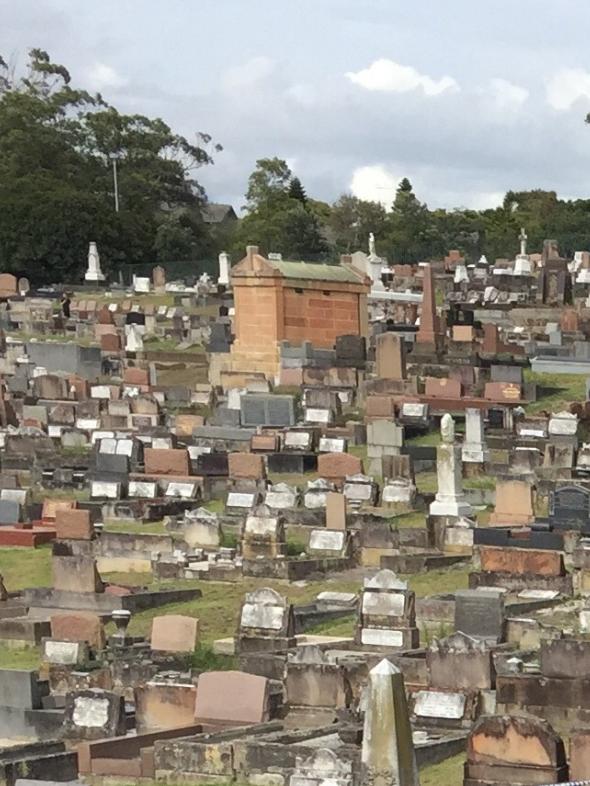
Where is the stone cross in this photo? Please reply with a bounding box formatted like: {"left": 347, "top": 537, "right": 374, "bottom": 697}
{"left": 361, "top": 659, "right": 419, "bottom": 786}
{"left": 519, "top": 227, "right": 528, "bottom": 257}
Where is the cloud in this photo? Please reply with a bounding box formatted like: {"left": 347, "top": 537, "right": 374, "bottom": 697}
{"left": 546, "top": 67, "right": 590, "bottom": 110}
{"left": 486, "top": 78, "right": 529, "bottom": 111}
{"left": 85, "top": 62, "right": 126, "bottom": 91}
{"left": 346, "top": 58, "right": 458, "bottom": 96}
{"left": 221, "top": 56, "right": 276, "bottom": 92}
{"left": 350, "top": 164, "right": 402, "bottom": 205}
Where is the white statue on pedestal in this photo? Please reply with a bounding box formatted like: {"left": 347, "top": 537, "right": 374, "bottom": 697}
{"left": 218, "top": 251, "right": 231, "bottom": 287}
{"left": 84, "top": 242, "right": 105, "bottom": 282}
{"left": 430, "top": 414, "right": 473, "bottom": 519}
{"left": 369, "top": 232, "right": 377, "bottom": 258}
{"left": 367, "top": 233, "right": 385, "bottom": 292}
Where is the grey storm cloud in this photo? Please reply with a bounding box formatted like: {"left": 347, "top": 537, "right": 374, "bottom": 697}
{"left": 3, "top": 0, "right": 590, "bottom": 211}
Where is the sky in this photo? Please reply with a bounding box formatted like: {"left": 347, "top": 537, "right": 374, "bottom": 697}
{"left": 3, "top": 0, "right": 590, "bottom": 213}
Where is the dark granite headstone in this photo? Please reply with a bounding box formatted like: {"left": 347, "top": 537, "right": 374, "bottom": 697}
{"left": 95, "top": 453, "right": 130, "bottom": 476}
{"left": 241, "top": 395, "right": 295, "bottom": 427}
{"left": 454, "top": 589, "right": 505, "bottom": 642}
{"left": 473, "top": 529, "right": 510, "bottom": 547}
{"left": 529, "top": 530, "right": 564, "bottom": 551}
{"left": 267, "top": 453, "right": 317, "bottom": 474}
{"left": 550, "top": 485, "right": 590, "bottom": 533}
{"left": 196, "top": 453, "right": 229, "bottom": 476}
{"left": 490, "top": 365, "right": 523, "bottom": 384}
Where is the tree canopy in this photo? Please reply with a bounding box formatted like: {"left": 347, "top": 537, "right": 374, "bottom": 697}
{"left": 0, "top": 49, "right": 219, "bottom": 281}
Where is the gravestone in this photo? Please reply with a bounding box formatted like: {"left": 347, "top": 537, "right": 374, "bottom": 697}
{"left": 304, "top": 478, "right": 334, "bottom": 509}
{"left": 489, "top": 479, "right": 534, "bottom": 526}
{"left": 426, "top": 631, "right": 494, "bottom": 691}
{"left": 264, "top": 482, "right": 298, "bottom": 510}
{"left": 237, "top": 587, "right": 296, "bottom": 654}
{"left": 240, "top": 394, "right": 295, "bottom": 427}
{"left": 326, "top": 492, "right": 346, "bottom": 530}
{"left": 361, "top": 659, "right": 419, "bottom": 786}
{"left": 63, "top": 689, "right": 125, "bottom": 740}
{"left": 356, "top": 569, "right": 418, "bottom": 650}
{"left": 242, "top": 505, "right": 286, "bottom": 559}
{"left": 290, "top": 749, "right": 353, "bottom": 786}
{"left": 195, "top": 670, "right": 269, "bottom": 724}
{"left": 549, "top": 484, "right": 590, "bottom": 533}
{"left": 151, "top": 614, "right": 198, "bottom": 653}
{"left": 376, "top": 333, "right": 406, "bottom": 380}
{"left": 308, "top": 529, "right": 347, "bottom": 556}
{"left": 454, "top": 589, "right": 505, "bottom": 642}
{"left": 343, "top": 473, "right": 377, "bottom": 507}
{"left": 465, "top": 715, "right": 567, "bottom": 786}
{"left": 182, "top": 507, "right": 220, "bottom": 548}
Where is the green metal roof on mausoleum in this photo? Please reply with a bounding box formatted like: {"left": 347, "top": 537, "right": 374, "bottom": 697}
{"left": 268, "top": 259, "right": 364, "bottom": 283}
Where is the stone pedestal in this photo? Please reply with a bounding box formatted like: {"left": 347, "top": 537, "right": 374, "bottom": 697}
{"left": 430, "top": 442, "right": 472, "bottom": 519}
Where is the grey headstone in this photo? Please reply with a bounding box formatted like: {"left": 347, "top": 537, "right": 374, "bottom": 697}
{"left": 454, "top": 590, "right": 504, "bottom": 642}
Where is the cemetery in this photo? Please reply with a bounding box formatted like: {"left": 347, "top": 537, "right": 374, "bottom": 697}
{"left": 2, "top": 234, "right": 590, "bottom": 786}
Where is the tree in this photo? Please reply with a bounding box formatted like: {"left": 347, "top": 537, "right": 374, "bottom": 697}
{"left": 288, "top": 176, "right": 307, "bottom": 204}
{"left": 0, "top": 49, "right": 219, "bottom": 282}
{"left": 385, "top": 178, "right": 434, "bottom": 262}
{"left": 328, "top": 194, "right": 387, "bottom": 253}
{"left": 234, "top": 159, "right": 328, "bottom": 259}
{"left": 245, "top": 157, "right": 292, "bottom": 211}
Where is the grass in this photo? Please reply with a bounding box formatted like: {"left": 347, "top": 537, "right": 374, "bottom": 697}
{"left": 144, "top": 337, "right": 206, "bottom": 354}
{"left": 407, "top": 566, "right": 470, "bottom": 598}
{"left": 33, "top": 488, "right": 90, "bottom": 503}
{"left": 267, "top": 471, "right": 319, "bottom": 486}
{"left": 156, "top": 364, "right": 208, "bottom": 387}
{"left": 114, "top": 564, "right": 471, "bottom": 645}
{"left": 415, "top": 472, "right": 438, "bottom": 494}
{"left": 0, "top": 646, "right": 41, "bottom": 670}
{"left": 191, "top": 645, "right": 236, "bottom": 672}
{"left": 104, "top": 520, "right": 167, "bottom": 535}
{"left": 306, "top": 614, "right": 355, "bottom": 637}
{"left": 392, "top": 511, "right": 426, "bottom": 528}
{"left": 0, "top": 546, "right": 52, "bottom": 590}
{"left": 415, "top": 472, "right": 496, "bottom": 494}
{"left": 405, "top": 431, "right": 441, "bottom": 447}
{"left": 421, "top": 753, "right": 464, "bottom": 786}
{"left": 204, "top": 499, "right": 225, "bottom": 514}
{"left": 524, "top": 370, "right": 586, "bottom": 415}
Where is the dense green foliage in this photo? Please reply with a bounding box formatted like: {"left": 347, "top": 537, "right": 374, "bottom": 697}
{"left": 236, "top": 161, "right": 590, "bottom": 264}
{"left": 3, "top": 50, "right": 590, "bottom": 282}
{"left": 0, "top": 49, "right": 219, "bottom": 282}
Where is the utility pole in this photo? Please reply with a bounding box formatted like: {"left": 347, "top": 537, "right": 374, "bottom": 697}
{"left": 112, "top": 156, "right": 120, "bottom": 213}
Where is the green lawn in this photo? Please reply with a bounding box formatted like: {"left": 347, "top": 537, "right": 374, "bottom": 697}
{"left": 524, "top": 370, "right": 586, "bottom": 414}
{"left": 0, "top": 546, "right": 52, "bottom": 590}
{"left": 421, "top": 753, "right": 464, "bottom": 786}
{"left": 104, "top": 520, "right": 167, "bottom": 535}
{"left": 0, "top": 646, "right": 41, "bottom": 670}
